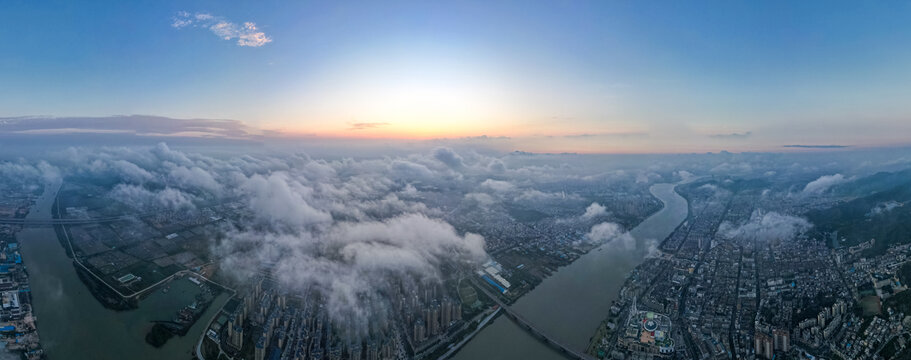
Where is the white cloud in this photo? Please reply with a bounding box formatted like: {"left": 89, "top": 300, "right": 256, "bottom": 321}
{"left": 0, "top": 160, "right": 61, "bottom": 184}
{"left": 719, "top": 210, "right": 812, "bottom": 243}
{"left": 109, "top": 184, "right": 196, "bottom": 211}
{"left": 675, "top": 170, "right": 695, "bottom": 181}
{"left": 867, "top": 201, "right": 902, "bottom": 217}
{"left": 172, "top": 11, "right": 272, "bottom": 47}
{"left": 803, "top": 173, "right": 849, "bottom": 194}
{"left": 697, "top": 183, "right": 718, "bottom": 192}
{"left": 581, "top": 202, "right": 607, "bottom": 220}
{"left": 242, "top": 172, "right": 332, "bottom": 228}
{"left": 216, "top": 214, "right": 486, "bottom": 333}
{"left": 464, "top": 192, "right": 497, "bottom": 207}
{"left": 584, "top": 222, "right": 633, "bottom": 245}
{"left": 479, "top": 179, "right": 516, "bottom": 193}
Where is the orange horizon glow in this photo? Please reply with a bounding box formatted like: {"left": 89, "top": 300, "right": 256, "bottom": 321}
{"left": 261, "top": 124, "right": 902, "bottom": 155}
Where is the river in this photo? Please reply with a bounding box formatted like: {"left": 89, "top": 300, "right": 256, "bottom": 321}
{"left": 16, "top": 180, "right": 229, "bottom": 360}
{"left": 452, "top": 182, "right": 690, "bottom": 360}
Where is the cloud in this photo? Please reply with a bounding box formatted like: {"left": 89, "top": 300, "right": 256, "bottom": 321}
{"left": 561, "top": 132, "right": 649, "bottom": 139}
{"left": 0, "top": 160, "right": 61, "bottom": 184}
{"left": 803, "top": 173, "right": 849, "bottom": 194}
{"left": 584, "top": 222, "right": 633, "bottom": 245}
{"left": 110, "top": 160, "right": 156, "bottom": 183}
{"left": 709, "top": 131, "right": 752, "bottom": 139}
{"left": 109, "top": 184, "right": 196, "bottom": 211}
{"left": 169, "top": 165, "right": 222, "bottom": 194}
{"left": 581, "top": 202, "right": 607, "bottom": 220}
{"left": 487, "top": 159, "right": 506, "bottom": 173}
{"left": 172, "top": 11, "right": 272, "bottom": 47}
{"left": 867, "top": 201, "right": 902, "bottom": 217}
{"left": 20, "top": 141, "right": 817, "bottom": 339}
{"left": 432, "top": 147, "right": 464, "bottom": 168}
{"left": 479, "top": 179, "right": 516, "bottom": 193}
{"left": 0, "top": 115, "right": 262, "bottom": 139}
{"left": 514, "top": 189, "right": 573, "bottom": 202}
{"left": 783, "top": 144, "right": 850, "bottom": 149}
{"left": 349, "top": 122, "right": 389, "bottom": 130}
{"left": 709, "top": 162, "right": 753, "bottom": 175}
{"left": 674, "top": 170, "right": 695, "bottom": 181}
{"left": 718, "top": 210, "right": 812, "bottom": 243}
{"left": 217, "top": 214, "right": 486, "bottom": 334}
{"left": 460, "top": 135, "right": 511, "bottom": 141}
{"left": 242, "top": 173, "right": 332, "bottom": 228}
{"left": 464, "top": 192, "right": 497, "bottom": 207}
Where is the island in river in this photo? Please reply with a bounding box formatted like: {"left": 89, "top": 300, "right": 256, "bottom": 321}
{"left": 17, "top": 180, "right": 230, "bottom": 360}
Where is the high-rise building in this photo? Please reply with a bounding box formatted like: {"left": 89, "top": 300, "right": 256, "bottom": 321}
{"left": 413, "top": 318, "right": 426, "bottom": 343}
{"left": 772, "top": 328, "right": 789, "bottom": 352}
{"left": 255, "top": 336, "right": 266, "bottom": 360}
{"left": 229, "top": 321, "right": 244, "bottom": 350}
{"left": 442, "top": 298, "right": 452, "bottom": 326}
{"left": 431, "top": 303, "right": 442, "bottom": 335}
{"left": 366, "top": 340, "right": 379, "bottom": 360}
{"left": 754, "top": 332, "right": 773, "bottom": 360}
{"left": 453, "top": 302, "right": 462, "bottom": 321}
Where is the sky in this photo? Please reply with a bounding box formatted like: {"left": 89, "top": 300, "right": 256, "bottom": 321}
{"left": 2, "top": 0, "right": 911, "bottom": 153}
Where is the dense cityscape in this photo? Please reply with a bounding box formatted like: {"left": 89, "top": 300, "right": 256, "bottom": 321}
{"left": 1, "top": 146, "right": 911, "bottom": 360}
{"left": 4, "top": 1, "right": 911, "bottom": 359}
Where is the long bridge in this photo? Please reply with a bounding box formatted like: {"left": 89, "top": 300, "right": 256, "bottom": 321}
{"left": 0, "top": 216, "right": 130, "bottom": 226}
{"left": 470, "top": 278, "right": 597, "bottom": 360}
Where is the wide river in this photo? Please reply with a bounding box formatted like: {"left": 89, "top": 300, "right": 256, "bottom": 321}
{"left": 17, "top": 180, "right": 229, "bottom": 360}
{"left": 453, "top": 182, "right": 689, "bottom": 360}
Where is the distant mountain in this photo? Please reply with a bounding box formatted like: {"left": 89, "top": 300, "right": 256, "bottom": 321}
{"left": 808, "top": 168, "right": 911, "bottom": 254}
{"left": 830, "top": 168, "right": 911, "bottom": 197}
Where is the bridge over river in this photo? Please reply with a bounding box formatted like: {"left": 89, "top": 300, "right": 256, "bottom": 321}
{"left": 470, "top": 278, "right": 597, "bottom": 360}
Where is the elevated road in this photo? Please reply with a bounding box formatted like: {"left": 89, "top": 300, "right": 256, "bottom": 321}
{"left": 0, "top": 216, "right": 130, "bottom": 226}
{"left": 470, "top": 278, "right": 596, "bottom": 360}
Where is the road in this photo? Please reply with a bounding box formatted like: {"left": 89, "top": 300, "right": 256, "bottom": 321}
{"left": 0, "top": 215, "right": 129, "bottom": 226}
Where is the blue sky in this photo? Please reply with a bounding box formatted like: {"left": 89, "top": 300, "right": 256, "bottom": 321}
{"left": 2, "top": 1, "right": 911, "bottom": 152}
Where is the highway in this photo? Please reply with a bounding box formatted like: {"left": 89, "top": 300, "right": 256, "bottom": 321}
{"left": 0, "top": 215, "right": 130, "bottom": 226}
{"left": 470, "top": 278, "right": 597, "bottom": 360}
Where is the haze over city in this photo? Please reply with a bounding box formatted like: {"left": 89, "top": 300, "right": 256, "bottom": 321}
{"left": 2, "top": 2, "right": 911, "bottom": 360}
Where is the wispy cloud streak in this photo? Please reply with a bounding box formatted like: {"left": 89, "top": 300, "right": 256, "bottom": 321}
{"left": 709, "top": 131, "right": 752, "bottom": 139}
{"left": 172, "top": 11, "right": 272, "bottom": 47}
{"left": 348, "top": 122, "right": 390, "bottom": 130}
{"left": 783, "top": 144, "right": 849, "bottom": 149}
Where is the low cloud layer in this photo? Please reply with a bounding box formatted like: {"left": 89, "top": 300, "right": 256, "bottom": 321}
{"left": 0, "top": 115, "right": 261, "bottom": 139}
{"left": 217, "top": 214, "right": 485, "bottom": 334}
{"left": 719, "top": 210, "right": 812, "bottom": 243}
{"left": 867, "top": 201, "right": 902, "bottom": 217}
{"left": 12, "top": 141, "right": 908, "bottom": 339}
